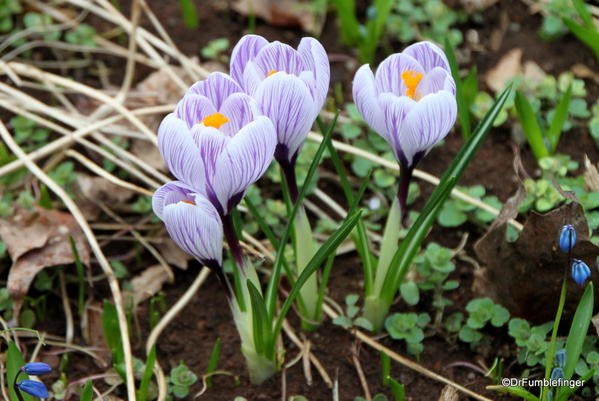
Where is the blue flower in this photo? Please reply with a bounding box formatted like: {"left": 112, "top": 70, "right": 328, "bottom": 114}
{"left": 571, "top": 259, "right": 591, "bottom": 286}
{"left": 558, "top": 224, "right": 576, "bottom": 253}
{"left": 550, "top": 367, "right": 564, "bottom": 380}
{"left": 21, "top": 363, "right": 52, "bottom": 376}
{"left": 16, "top": 380, "right": 49, "bottom": 398}
{"left": 555, "top": 349, "right": 566, "bottom": 368}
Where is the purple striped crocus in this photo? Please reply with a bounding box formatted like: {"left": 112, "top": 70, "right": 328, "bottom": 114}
{"left": 352, "top": 41, "right": 457, "bottom": 219}
{"left": 158, "top": 72, "right": 277, "bottom": 216}
{"left": 230, "top": 35, "right": 330, "bottom": 199}
{"left": 155, "top": 72, "right": 276, "bottom": 267}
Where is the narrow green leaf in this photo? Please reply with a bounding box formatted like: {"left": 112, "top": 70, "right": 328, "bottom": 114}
{"left": 514, "top": 90, "right": 549, "bottom": 160}
{"left": 80, "top": 381, "right": 93, "bottom": 401}
{"left": 102, "top": 300, "right": 125, "bottom": 373}
{"left": 563, "top": 282, "right": 594, "bottom": 379}
{"left": 272, "top": 209, "right": 363, "bottom": 350}
{"left": 380, "top": 85, "right": 513, "bottom": 303}
{"left": 360, "top": 0, "right": 394, "bottom": 62}
{"left": 444, "top": 37, "right": 471, "bottom": 138}
{"left": 387, "top": 376, "right": 406, "bottom": 401}
{"left": 178, "top": 0, "right": 199, "bottom": 29}
{"left": 247, "top": 280, "right": 270, "bottom": 355}
{"left": 264, "top": 113, "right": 339, "bottom": 319}
{"left": 69, "top": 236, "right": 86, "bottom": 317}
{"left": 562, "top": 18, "right": 599, "bottom": 60}
{"left": 380, "top": 352, "right": 391, "bottom": 385}
{"left": 205, "top": 338, "right": 221, "bottom": 388}
{"left": 487, "top": 385, "right": 540, "bottom": 401}
{"left": 572, "top": 0, "right": 594, "bottom": 29}
{"left": 556, "top": 367, "right": 595, "bottom": 401}
{"left": 7, "top": 342, "right": 34, "bottom": 401}
{"left": 137, "top": 346, "right": 157, "bottom": 401}
{"left": 546, "top": 84, "right": 572, "bottom": 153}
{"left": 330, "top": 0, "right": 361, "bottom": 45}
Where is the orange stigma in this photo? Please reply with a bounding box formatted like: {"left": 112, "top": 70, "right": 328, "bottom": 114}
{"left": 401, "top": 70, "right": 423, "bottom": 100}
{"left": 267, "top": 70, "right": 279, "bottom": 77}
{"left": 180, "top": 200, "right": 195, "bottom": 205}
{"left": 201, "top": 112, "right": 229, "bottom": 129}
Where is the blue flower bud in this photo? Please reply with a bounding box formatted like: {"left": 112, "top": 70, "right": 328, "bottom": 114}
{"left": 571, "top": 259, "right": 591, "bottom": 286}
{"left": 555, "top": 349, "right": 566, "bottom": 368}
{"left": 17, "top": 380, "right": 49, "bottom": 398}
{"left": 550, "top": 367, "right": 564, "bottom": 381}
{"left": 20, "top": 362, "right": 52, "bottom": 376}
{"left": 546, "top": 390, "right": 554, "bottom": 401}
{"left": 558, "top": 224, "right": 576, "bottom": 253}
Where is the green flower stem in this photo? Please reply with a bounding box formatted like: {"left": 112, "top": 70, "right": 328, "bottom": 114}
{"left": 241, "top": 343, "right": 277, "bottom": 385}
{"left": 542, "top": 274, "right": 567, "bottom": 401}
{"left": 363, "top": 197, "right": 401, "bottom": 331}
{"left": 293, "top": 206, "right": 320, "bottom": 330}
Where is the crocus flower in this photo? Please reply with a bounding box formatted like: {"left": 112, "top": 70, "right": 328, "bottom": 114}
{"left": 16, "top": 380, "right": 49, "bottom": 398}
{"left": 159, "top": 72, "right": 277, "bottom": 216}
{"left": 353, "top": 41, "right": 457, "bottom": 219}
{"left": 571, "top": 259, "right": 591, "bottom": 286}
{"left": 153, "top": 182, "right": 225, "bottom": 278}
{"left": 558, "top": 224, "right": 576, "bottom": 253}
{"left": 20, "top": 363, "right": 51, "bottom": 376}
{"left": 229, "top": 35, "right": 330, "bottom": 172}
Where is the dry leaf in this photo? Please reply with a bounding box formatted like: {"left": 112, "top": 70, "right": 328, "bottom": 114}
{"left": 571, "top": 63, "right": 599, "bottom": 84}
{"left": 75, "top": 173, "right": 137, "bottom": 221}
{"left": 523, "top": 61, "right": 546, "bottom": 86}
{"left": 134, "top": 67, "right": 188, "bottom": 106}
{"left": 81, "top": 301, "right": 111, "bottom": 368}
{"left": 593, "top": 313, "right": 599, "bottom": 336}
{"left": 130, "top": 138, "right": 165, "bottom": 172}
{"left": 232, "top": 0, "right": 325, "bottom": 34}
{"left": 157, "top": 239, "right": 191, "bottom": 270}
{"left": 0, "top": 207, "right": 90, "bottom": 321}
{"left": 123, "top": 264, "right": 170, "bottom": 307}
{"left": 438, "top": 385, "right": 460, "bottom": 401}
{"left": 485, "top": 48, "right": 522, "bottom": 92}
{"left": 584, "top": 156, "right": 599, "bottom": 192}
{"left": 474, "top": 201, "right": 599, "bottom": 323}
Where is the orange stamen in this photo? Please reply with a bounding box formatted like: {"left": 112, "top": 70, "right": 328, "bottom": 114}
{"left": 401, "top": 70, "right": 424, "bottom": 100}
{"left": 267, "top": 70, "right": 279, "bottom": 77}
{"left": 201, "top": 112, "right": 229, "bottom": 129}
{"left": 181, "top": 200, "right": 195, "bottom": 205}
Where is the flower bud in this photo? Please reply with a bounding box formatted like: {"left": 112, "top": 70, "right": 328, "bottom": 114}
{"left": 550, "top": 367, "right": 564, "bottom": 381}
{"left": 17, "top": 380, "right": 49, "bottom": 398}
{"left": 21, "top": 362, "right": 51, "bottom": 376}
{"left": 555, "top": 349, "right": 566, "bottom": 368}
{"left": 571, "top": 259, "right": 591, "bottom": 286}
{"left": 558, "top": 224, "right": 576, "bottom": 253}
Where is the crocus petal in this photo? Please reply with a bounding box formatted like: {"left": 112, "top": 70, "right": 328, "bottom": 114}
{"left": 212, "top": 116, "right": 276, "bottom": 212}
{"left": 218, "top": 92, "right": 262, "bottom": 136}
{"left": 378, "top": 93, "right": 416, "bottom": 163}
{"left": 403, "top": 41, "right": 450, "bottom": 72}
{"left": 254, "top": 73, "right": 315, "bottom": 161}
{"left": 352, "top": 64, "right": 385, "bottom": 135}
{"left": 298, "top": 37, "right": 330, "bottom": 110}
{"left": 374, "top": 53, "right": 424, "bottom": 96}
{"left": 17, "top": 380, "right": 49, "bottom": 399}
{"left": 162, "top": 194, "right": 223, "bottom": 265}
{"left": 188, "top": 72, "right": 242, "bottom": 109}
{"left": 400, "top": 91, "right": 457, "bottom": 166}
{"left": 189, "top": 125, "right": 229, "bottom": 198}
{"left": 230, "top": 34, "right": 269, "bottom": 85}
{"left": 152, "top": 181, "right": 194, "bottom": 220}
{"left": 240, "top": 60, "right": 263, "bottom": 96}
{"left": 417, "top": 67, "right": 455, "bottom": 97}
{"left": 254, "top": 41, "right": 305, "bottom": 77}
{"left": 158, "top": 114, "right": 204, "bottom": 190}
{"left": 174, "top": 94, "right": 217, "bottom": 128}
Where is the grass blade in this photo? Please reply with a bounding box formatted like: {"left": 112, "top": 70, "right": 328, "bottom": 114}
{"left": 546, "top": 84, "right": 572, "bottom": 153}
{"left": 445, "top": 37, "right": 471, "bottom": 138}
{"left": 7, "top": 342, "right": 33, "bottom": 401}
{"left": 247, "top": 280, "right": 270, "bottom": 355}
{"left": 360, "top": 0, "right": 394, "bottom": 62}
{"left": 563, "top": 282, "right": 594, "bottom": 379}
{"left": 264, "top": 113, "right": 339, "bottom": 319}
{"left": 80, "top": 381, "right": 93, "bottom": 401}
{"left": 178, "top": 0, "right": 199, "bottom": 29}
{"left": 69, "top": 236, "right": 86, "bottom": 317}
{"left": 380, "top": 85, "right": 513, "bottom": 302}
{"left": 137, "top": 346, "right": 157, "bottom": 401}
{"left": 572, "top": 0, "right": 593, "bottom": 29}
{"left": 487, "top": 385, "right": 540, "bottom": 401}
{"left": 562, "top": 18, "right": 599, "bottom": 60}
{"left": 330, "top": 0, "right": 361, "bottom": 46}
{"left": 205, "top": 338, "right": 222, "bottom": 388}
{"left": 514, "top": 90, "right": 549, "bottom": 160}
{"left": 272, "top": 208, "right": 363, "bottom": 344}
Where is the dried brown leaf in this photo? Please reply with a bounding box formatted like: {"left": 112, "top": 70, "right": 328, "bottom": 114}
{"left": 123, "top": 264, "right": 169, "bottom": 307}
{"left": 438, "top": 385, "right": 460, "bottom": 401}
{"left": 0, "top": 207, "right": 90, "bottom": 321}
{"left": 485, "top": 48, "right": 522, "bottom": 92}
{"left": 232, "top": 0, "right": 325, "bottom": 34}
{"left": 157, "top": 238, "right": 191, "bottom": 270}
